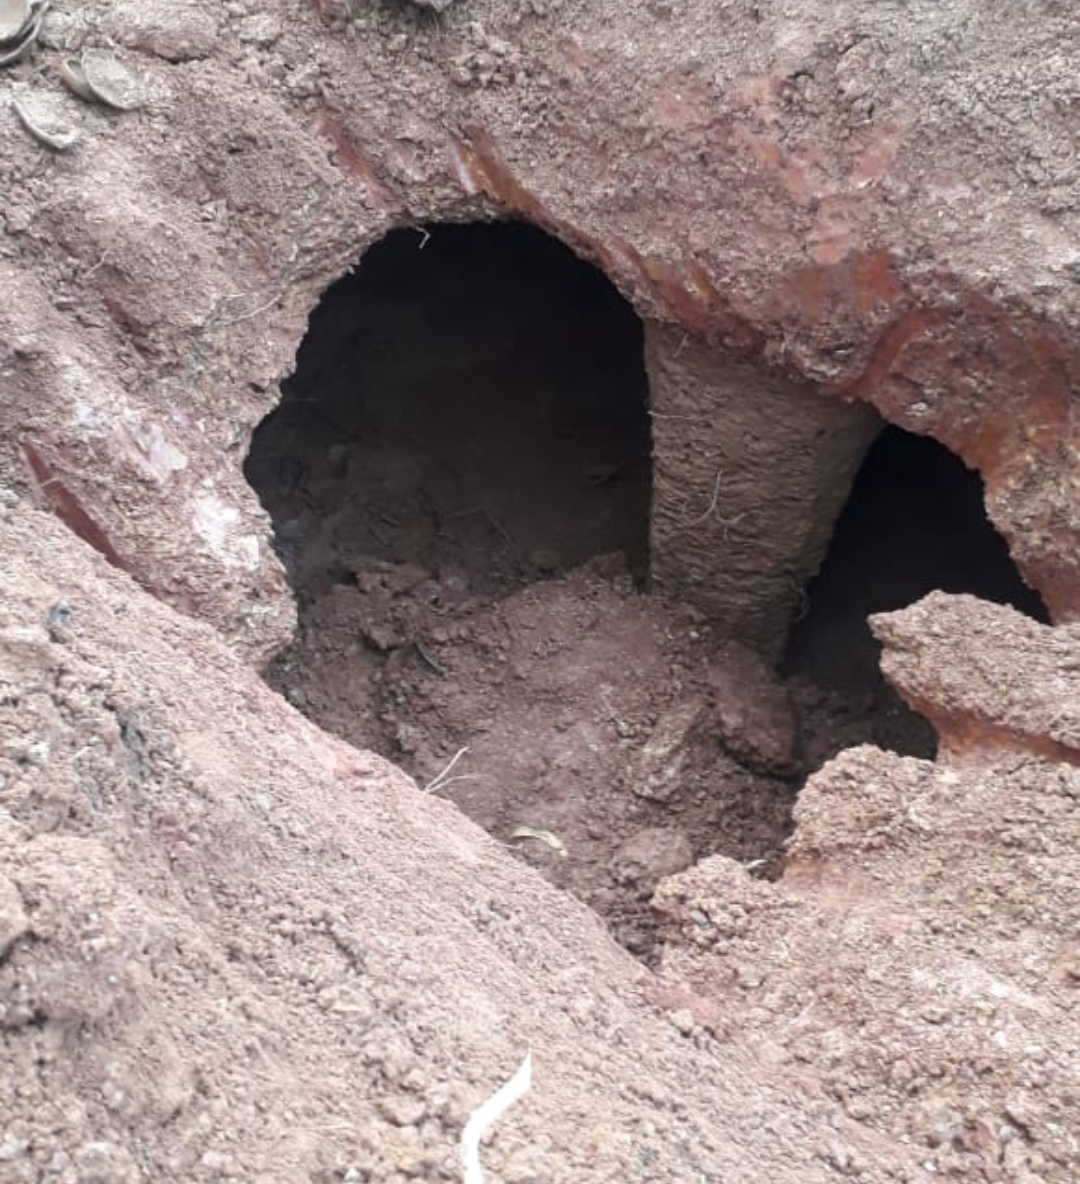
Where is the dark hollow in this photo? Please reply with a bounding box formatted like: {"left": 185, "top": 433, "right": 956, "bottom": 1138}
{"left": 245, "top": 220, "right": 652, "bottom": 599}
{"left": 784, "top": 426, "right": 1049, "bottom": 760}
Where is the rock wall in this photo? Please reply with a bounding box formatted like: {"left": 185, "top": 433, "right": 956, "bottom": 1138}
{"left": 1, "top": 0, "right": 1077, "bottom": 657}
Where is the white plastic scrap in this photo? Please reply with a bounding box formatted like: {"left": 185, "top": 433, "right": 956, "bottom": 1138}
{"left": 461, "top": 1053, "right": 533, "bottom": 1184}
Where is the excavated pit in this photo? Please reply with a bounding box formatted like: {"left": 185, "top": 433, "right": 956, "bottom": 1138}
{"left": 245, "top": 222, "right": 1046, "bottom": 958}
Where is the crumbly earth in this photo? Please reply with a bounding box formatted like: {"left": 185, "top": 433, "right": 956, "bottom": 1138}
{"left": 1, "top": 501, "right": 939, "bottom": 1184}
{"left": 652, "top": 600, "right": 1080, "bottom": 1180}
{"left": 3, "top": 504, "right": 1079, "bottom": 1184}
{"left": 264, "top": 535, "right": 939, "bottom": 960}
{"left": 654, "top": 745, "right": 1080, "bottom": 1182}
{"left": 270, "top": 555, "right": 804, "bottom": 958}
{"left": 1, "top": 0, "right": 1079, "bottom": 1181}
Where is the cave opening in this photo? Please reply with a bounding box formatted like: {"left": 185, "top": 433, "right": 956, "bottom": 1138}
{"left": 244, "top": 221, "right": 1049, "bottom": 961}
{"left": 784, "top": 425, "right": 1050, "bottom": 767}
{"left": 247, "top": 221, "right": 711, "bottom": 958}
{"left": 245, "top": 220, "right": 651, "bottom": 603}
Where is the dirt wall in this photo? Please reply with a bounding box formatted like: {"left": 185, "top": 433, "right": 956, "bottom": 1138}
{"left": 647, "top": 324, "right": 881, "bottom": 653}
{"left": 0, "top": 0, "right": 1077, "bottom": 657}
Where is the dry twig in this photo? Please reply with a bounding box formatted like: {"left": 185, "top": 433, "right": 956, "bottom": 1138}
{"left": 683, "top": 467, "right": 724, "bottom": 527}
{"left": 424, "top": 746, "right": 470, "bottom": 794}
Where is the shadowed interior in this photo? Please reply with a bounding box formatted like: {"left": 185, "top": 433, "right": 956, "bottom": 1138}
{"left": 244, "top": 220, "right": 652, "bottom": 600}
{"left": 244, "top": 226, "right": 1049, "bottom": 958}
{"left": 784, "top": 426, "right": 1049, "bottom": 761}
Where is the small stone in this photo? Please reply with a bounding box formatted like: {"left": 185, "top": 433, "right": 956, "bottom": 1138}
{"left": 630, "top": 701, "right": 703, "bottom": 801}
{"left": 75, "top": 1140, "right": 141, "bottom": 1184}
{"left": 363, "top": 621, "right": 400, "bottom": 651}
{"left": 0, "top": 624, "right": 53, "bottom": 678}
{"left": 669, "top": 1008, "right": 695, "bottom": 1036}
{"left": 502, "top": 1142, "right": 553, "bottom": 1183}
{"left": 1003, "top": 1092, "right": 1041, "bottom": 1138}
{"left": 0, "top": 1134, "right": 29, "bottom": 1163}
{"left": 825, "top": 1142, "right": 854, "bottom": 1172}
{"left": 968, "top": 1115, "right": 1002, "bottom": 1161}
{"left": 238, "top": 15, "right": 282, "bottom": 46}
{"left": 12, "top": 737, "right": 50, "bottom": 766}
{"left": 200, "top": 1149, "right": 234, "bottom": 1176}
{"left": 120, "top": 10, "right": 219, "bottom": 61}
{"left": 613, "top": 828, "right": 694, "bottom": 887}
{"left": 708, "top": 642, "right": 798, "bottom": 774}
{"left": 378, "top": 1093, "right": 427, "bottom": 1127}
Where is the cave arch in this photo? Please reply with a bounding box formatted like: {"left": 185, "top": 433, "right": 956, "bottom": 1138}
{"left": 783, "top": 425, "right": 1049, "bottom": 762}
{"left": 241, "top": 219, "right": 1053, "bottom": 955}
{"left": 244, "top": 220, "right": 652, "bottom": 601}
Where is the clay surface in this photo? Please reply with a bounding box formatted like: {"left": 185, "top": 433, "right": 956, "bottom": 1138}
{"left": 1, "top": 1, "right": 1078, "bottom": 1181}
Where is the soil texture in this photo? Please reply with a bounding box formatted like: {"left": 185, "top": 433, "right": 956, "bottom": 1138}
{"left": 270, "top": 557, "right": 801, "bottom": 959}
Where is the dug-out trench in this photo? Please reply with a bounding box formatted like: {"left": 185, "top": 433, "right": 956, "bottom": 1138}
{"left": 245, "top": 221, "right": 1046, "bottom": 958}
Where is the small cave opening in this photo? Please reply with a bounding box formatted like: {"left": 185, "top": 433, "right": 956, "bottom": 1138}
{"left": 251, "top": 224, "right": 1055, "bottom": 960}
{"left": 783, "top": 425, "right": 1049, "bottom": 767}
{"left": 244, "top": 234, "right": 1052, "bottom": 961}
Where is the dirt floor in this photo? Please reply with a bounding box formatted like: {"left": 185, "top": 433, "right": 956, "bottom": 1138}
{"left": 245, "top": 221, "right": 1050, "bottom": 961}
{"left": 267, "top": 558, "right": 801, "bottom": 959}
{"left": 4, "top": 499, "right": 1077, "bottom": 1184}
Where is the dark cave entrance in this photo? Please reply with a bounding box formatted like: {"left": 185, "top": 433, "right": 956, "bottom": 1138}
{"left": 784, "top": 425, "right": 1049, "bottom": 766}
{"left": 245, "top": 225, "right": 1048, "bottom": 959}
{"left": 246, "top": 221, "right": 680, "bottom": 957}
{"left": 245, "top": 221, "right": 651, "bottom": 603}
